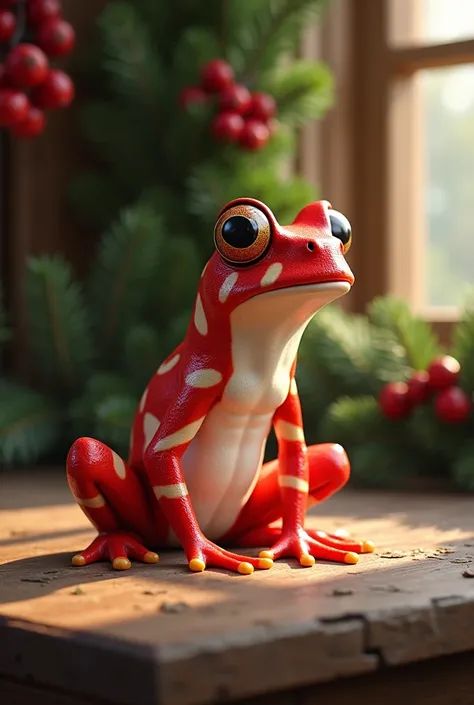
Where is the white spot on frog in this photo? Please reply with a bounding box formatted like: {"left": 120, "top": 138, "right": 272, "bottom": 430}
{"left": 260, "top": 262, "right": 283, "bottom": 287}
{"left": 194, "top": 294, "right": 208, "bottom": 335}
{"left": 143, "top": 413, "right": 161, "bottom": 453}
{"left": 139, "top": 387, "right": 148, "bottom": 412}
{"left": 157, "top": 354, "right": 180, "bottom": 375}
{"left": 219, "top": 272, "right": 239, "bottom": 303}
{"left": 186, "top": 369, "right": 223, "bottom": 388}
{"left": 112, "top": 450, "right": 127, "bottom": 479}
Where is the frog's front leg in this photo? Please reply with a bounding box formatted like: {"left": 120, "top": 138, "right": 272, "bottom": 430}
{"left": 143, "top": 385, "right": 273, "bottom": 575}
{"left": 227, "top": 380, "right": 375, "bottom": 566}
{"left": 67, "top": 438, "right": 160, "bottom": 570}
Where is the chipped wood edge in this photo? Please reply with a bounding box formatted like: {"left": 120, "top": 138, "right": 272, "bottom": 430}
{"left": 2, "top": 593, "right": 474, "bottom": 705}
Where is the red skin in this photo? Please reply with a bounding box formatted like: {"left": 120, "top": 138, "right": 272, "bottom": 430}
{"left": 379, "top": 382, "right": 412, "bottom": 419}
{"left": 200, "top": 59, "right": 234, "bottom": 93}
{"left": 240, "top": 118, "right": 270, "bottom": 150}
{"left": 218, "top": 84, "right": 252, "bottom": 115}
{"left": 0, "top": 10, "right": 15, "bottom": 42}
{"left": 178, "top": 85, "right": 207, "bottom": 110}
{"left": 211, "top": 111, "right": 244, "bottom": 142}
{"left": 428, "top": 355, "right": 461, "bottom": 390}
{"left": 434, "top": 387, "right": 471, "bottom": 423}
{"left": 67, "top": 198, "right": 375, "bottom": 574}
{"left": 0, "top": 88, "right": 29, "bottom": 126}
{"left": 27, "top": 0, "right": 62, "bottom": 26}
{"left": 11, "top": 105, "right": 46, "bottom": 138}
{"left": 5, "top": 44, "right": 49, "bottom": 88}
{"left": 37, "top": 18, "right": 75, "bottom": 57}
{"left": 31, "top": 68, "right": 74, "bottom": 109}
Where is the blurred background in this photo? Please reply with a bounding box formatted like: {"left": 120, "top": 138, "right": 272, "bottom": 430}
{"left": 1, "top": 0, "right": 473, "bottom": 491}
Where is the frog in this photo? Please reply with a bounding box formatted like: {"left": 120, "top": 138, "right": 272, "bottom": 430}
{"left": 67, "top": 197, "right": 375, "bottom": 574}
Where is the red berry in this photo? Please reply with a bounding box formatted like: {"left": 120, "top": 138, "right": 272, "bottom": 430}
{"left": 427, "top": 355, "right": 460, "bottom": 390}
{"left": 0, "top": 63, "right": 11, "bottom": 87}
{"left": 218, "top": 84, "right": 252, "bottom": 115}
{"left": 379, "top": 382, "right": 412, "bottom": 420}
{"left": 201, "top": 59, "right": 234, "bottom": 93}
{"left": 178, "top": 85, "right": 208, "bottom": 110}
{"left": 11, "top": 104, "right": 46, "bottom": 138}
{"left": 6, "top": 44, "right": 48, "bottom": 88}
{"left": 434, "top": 386, "right": 471, "bottom": 424}
{"left": 211, "top": 111, "right": 244, "bottom": 142}
{"left": 248, "top": 92, "right": 277, "bottom": 121}
{"left": 37, "top": 18, "right": 75, "bottom": 57}
{"left": 0, "top": 10, "right": 15, "bottom": 42}
{"left": 240, "top": 118, "right": 270, "bottom": 150}
{"left": 27, "top": 0, "right": 62, "bottom": 26}
{"left": 31, "top": 68, "right": 74, "bottom": 109}
{"left": 406, "top": 370, "right": 431, "bottom": 405}
{"left": 0, "top": 89, "right": 29, "bottom": 126}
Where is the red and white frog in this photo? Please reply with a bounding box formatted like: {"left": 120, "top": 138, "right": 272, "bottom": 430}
{"left": 67, "top": 197, "right": 375, "bottom": 574}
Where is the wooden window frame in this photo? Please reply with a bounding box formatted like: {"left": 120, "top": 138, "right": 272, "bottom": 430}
{"left": 301, "top": 0, "right": 474, "bottom": 342}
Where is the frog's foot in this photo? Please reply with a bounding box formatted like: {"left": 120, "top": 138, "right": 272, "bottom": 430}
{"left": 257, "top": 527, "right": 374, "bottom": 567}
{"left": 187, "top": 537, "right": 273, "bottom": 575}
{"left": 72, "top": 531, "right": 160, "bottom": 571}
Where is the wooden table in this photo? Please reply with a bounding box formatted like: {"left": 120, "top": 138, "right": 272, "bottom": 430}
{"left": 1, "top": 470, "right": 474, "bottom": 705}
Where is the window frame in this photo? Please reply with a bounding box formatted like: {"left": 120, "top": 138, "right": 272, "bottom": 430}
{"left": 301, "top": 0, "right": 474, "bottom": 339}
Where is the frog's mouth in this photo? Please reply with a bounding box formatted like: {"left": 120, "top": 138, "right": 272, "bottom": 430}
{"left": 232, "top": 280, "right": 351, "bottom": 336}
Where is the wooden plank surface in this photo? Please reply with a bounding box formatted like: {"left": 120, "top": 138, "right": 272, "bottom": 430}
{"left": 1, "top": 470, "right": 474, "bottom": 705}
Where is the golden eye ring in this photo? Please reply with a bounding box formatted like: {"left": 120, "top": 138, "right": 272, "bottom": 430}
{"left": 214, "top": 204, "right": 271, "bottom": 265}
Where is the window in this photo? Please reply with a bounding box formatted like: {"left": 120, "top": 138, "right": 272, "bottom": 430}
{"left": 302, "top": 0, "right": 474, "bottom": 333}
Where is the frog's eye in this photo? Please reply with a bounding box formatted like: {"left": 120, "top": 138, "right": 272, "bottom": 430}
{"left": 214, "top": 205, "right": 271, "bottom": 265}
{"left": 329, "top": 210, "right": 352, "bottom": 254}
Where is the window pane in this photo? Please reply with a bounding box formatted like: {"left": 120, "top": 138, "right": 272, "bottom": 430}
{"left": 421, "top": 64, "right": 474, "bottom": 306}
{"left": 390, "top": 0, "right": 474, "bottom": 46}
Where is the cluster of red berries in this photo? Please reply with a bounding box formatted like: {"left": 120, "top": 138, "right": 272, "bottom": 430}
{"left": 379, "top": 355, "right": 472, "bottom": 424}
{"left": 179, "top": 58, "right": 277, "bottom": 152}
{"left": 0, "top": 0, "right": 75, "bottom": 139}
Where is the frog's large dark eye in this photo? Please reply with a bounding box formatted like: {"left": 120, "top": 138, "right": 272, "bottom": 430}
{"left": 329, "top": 210, "right": 352, "bottom": 253}
{"left": 214, "top": 204, "right": 271, "bottom": 265}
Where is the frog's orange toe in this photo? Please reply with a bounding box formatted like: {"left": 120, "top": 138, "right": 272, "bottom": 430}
{"left": 361, "top": 541, "right": 375, "bottom": 554}
{"left": 300, "top": 553, "right": 316, "bottom": 567}
{"left": 72, "top": 554, "right": 86, "bottom": 567}
{"left": 344, "top": 552, "right": 359, "bottom": 565}
{"left": 259, "top": 550, "right": 274, "bottom": 560}
{"left": 189, "top": 558, "right": 206, "bottom": 572}
{"left": 113, "top": 557, "right": 132, "bottom": 571}
{"left": 258, "top": 557, "right": 273, "bottom": 570}
{"left": 144, "top": 551, "right": 160, "bottom": 564}
{"left": 237, "top": 561, "right": 254, "bottom": 575}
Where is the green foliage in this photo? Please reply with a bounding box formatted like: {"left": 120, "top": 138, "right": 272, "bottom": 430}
{"left": 452, "top": 302, "right": 474, "bottom": 392}
{"left": 452, "top": 442, "right": 474, "bottom": 491}
{"left": 0, "top": 381, "right": 62, "bottom": 466}
{"left": 26, "top": 256, "right": 95, "bottom": 394}
{"left": 368, "top": 297, "right": 441, "bottom": 370}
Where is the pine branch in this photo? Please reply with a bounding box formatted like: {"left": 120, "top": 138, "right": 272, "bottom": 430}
{"left": 70, "top": 371, "right": 133, "bottom": 439}
{"left": 263, "top": 60, "right": 333, "bottom": 126}
{"left": 0, "top": 379, "right": 62, "bottom": 467}
{"left": 97, "top": 2, "right": 164, "bottom": 110}
{"left": 452, "top": 441, "right": 474, "bottom": 490}
{"left": 88, "top": 203, "right": 164, "bottom": 360}
{"left": 229, "top": 0, "right": 328, "bottom": 82}
{"left": 350, "top": 441, "right": 424, "bottom": 489}
{"left": 121, "top": 323, "right": 164, "bottom": 394}
{"left": 452, "top": 303, "right": 474, "bottom": 391}
{"left": 368, "top": 297, "right": 441, "bottom": 370}
{"left": 319, "top": 395, "right": 394, "bottom": 447}
{"left": 94, "top": 394, "right": 138, "bottom": 458}
{"left": 69, "top": 171, "right": 124, "bottom": 229}
{"left": 26, "top": 255, "right": 95, "bottom": 393}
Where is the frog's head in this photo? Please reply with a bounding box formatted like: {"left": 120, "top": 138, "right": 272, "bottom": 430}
{"left": 199, "top": 198, "right": 354, "bottom": 327}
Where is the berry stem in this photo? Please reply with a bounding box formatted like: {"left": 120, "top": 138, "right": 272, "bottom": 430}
{"left": 10, "top": 0, "right": 27, "bottom": 49}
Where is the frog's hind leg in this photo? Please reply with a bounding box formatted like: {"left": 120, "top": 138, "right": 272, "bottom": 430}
{"left": 223, "top": 443, "right": 373, "bottom": 556}
{"left": 66, "top": 437, "right": 161, "bottom": 569}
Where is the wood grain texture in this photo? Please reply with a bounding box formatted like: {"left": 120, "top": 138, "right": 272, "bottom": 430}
{"left": 1, "top": 471, "right": 474, "bottom": 705}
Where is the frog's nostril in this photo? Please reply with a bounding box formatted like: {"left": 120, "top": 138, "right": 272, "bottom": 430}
{"left": 307, "top": 241, "right": 315, "bottom": 252}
